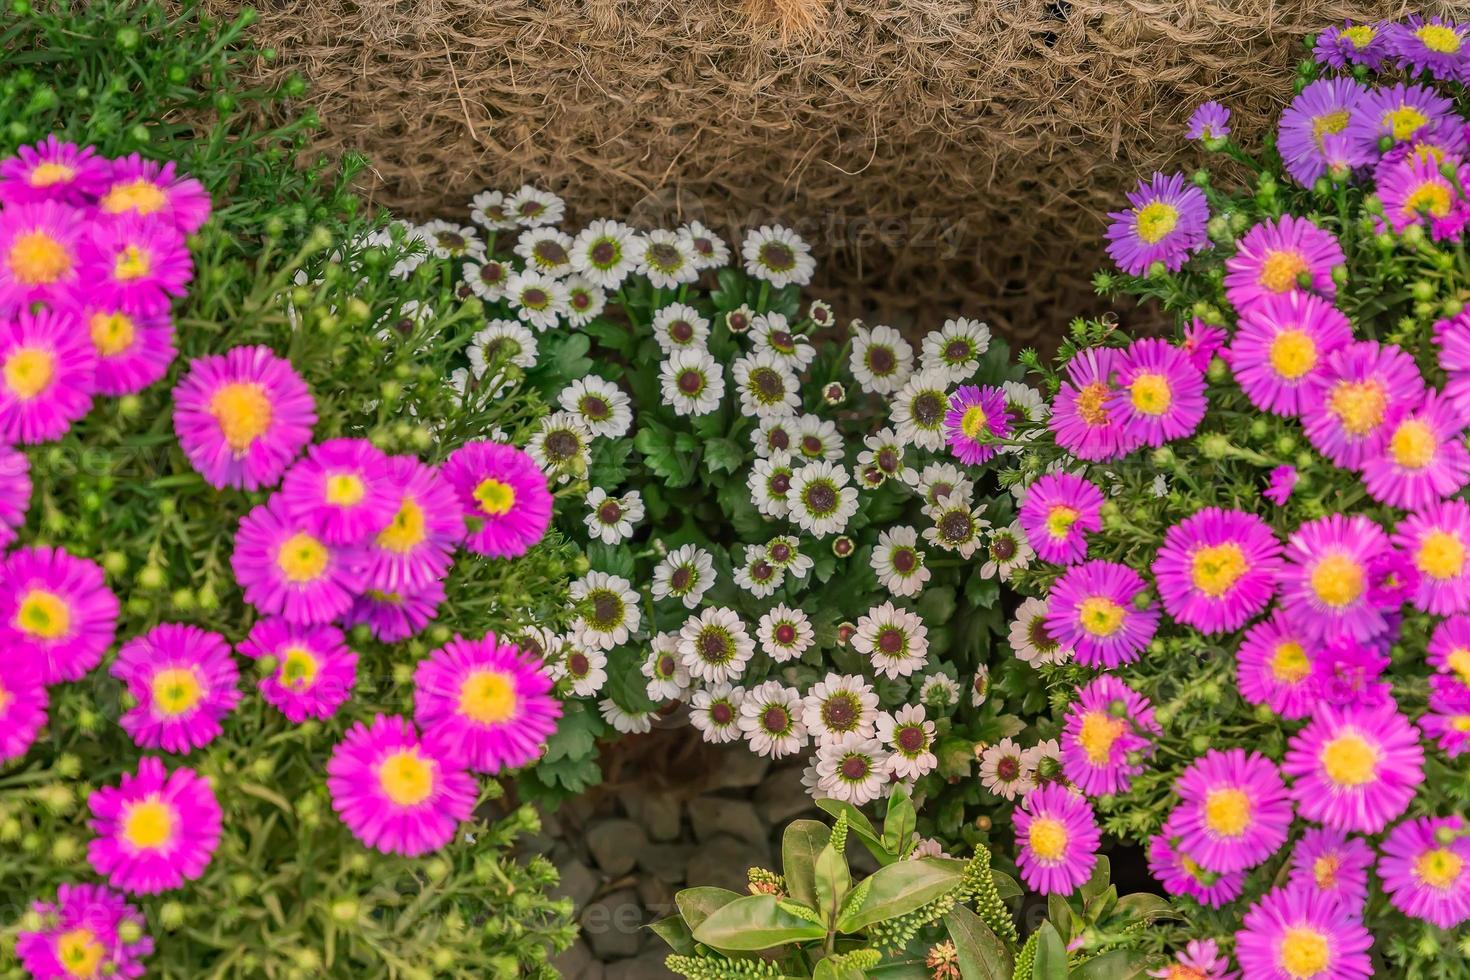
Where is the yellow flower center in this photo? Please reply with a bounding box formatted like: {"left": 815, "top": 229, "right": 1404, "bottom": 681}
{"left": 1327, "top": 380, "right": 1388, "bottom": 436}
{"left": 1203, "top": 787, "right": 1252, "bottom": 837}
{"left": 276, "top": 532, "right": 329, "bottom": 583}
{"left": 1314, "top": 855, "right": 1341, "bottom": 889}
{"left": 1190, "top": 542, "right": 1247, "bottom": 597}
{"left": 1134, "top": 201, "right": 1180, "bottom": 245}
{"left": 3, "top": 346, "right": 56, "bottom": 400}
{"left": 1341, "top": 25, "right": 1376, "bottom": 47}
{"left": 1310, "top": 554, "right": 1364, "bottom": 608}
{"left": 113, "top": 244, "right": 151, "bottom": 281}
{"left": 1386, "top": 105, "right": 1430, "bottom": 143}
{"left": 208, "top": 382, "right": 273, "bottom": 453}
{"left": 1405, "top": 181, "right": 1454, "bottom": 219}
{"left": 7, "top": 230, "right": 72, "bottom": 284}
{"left": 1077, "top": 711, "right": 1126, "bottom": 765}
{"left": 89, "top": 311, "right": 137, "bottom": 357}
{"left": 28, "top": 162, "right": 75, "bottom": 187}
{"left": 1446, "top": 648, "right": 1470, "bottom": 685}
{"left": 1415, "top": 847, "right": 1464, "bottom": 889}
{"left": 0, "top": 680, "right": 10, "bottom": 714}
{"left": 279, "top": 646, "right": 320, "bottom": 691}
{"left": 1321, "top": 733, "right": 1378, "bottom": 786}
{"left": 324, "top": 473, "right": 366, "bottom": 506}
{"left": 1271, "top": 641, "right": 1311, "bottom": 683}
{"left": 1076, "top": 381, "right": 1109, "bottom": 425}
{"left": 1390, "top": 420, "right": 1437, "bottom": 470}
{"left": 151, "top": 667, "right": 204, "bottom": 716}
{"left": 458, "top": 668, "right": 519, "bottom": 724}
{"left": 16, "top": 589, "right": 70, "bottom": 639}
{"left": 1045, "top": 504, "right": 1079, "bottom": 540}
{"left": 1453, "top": 715, "right": 1470, "bottom": 733}
{"left": 1129, "top": 372, "right": 1172, "bottom": 416}
{"left": 377, "top": 498, "right": 427, "bottom": 553}
{"left": 1258, "top": 249, "right": 1309, "bottom": 294}
{"left": 960, "top": 404, "right": 988, "bottom": 440}
{"left": 473, "top": 477, "right": 516, "bottom": 516}
{"left": 1416, "top": 23, "right": 1462, "bottom": 53}
{"left": 1027, "top": 817, "right": 1068, "bottom": 861}
{"left": 1269, "top": 329, "right": 1317, "bottom": 379}
{"left": 378, "top": 749, "right": 435, "bottom": 807}
{"left": 1078, "top": 596, "right": 1126, "bottom": 637}
{"left": 55, "top": 928, "right": 104, "bottom": 978}
{"left": 1312, "top": 110, "right": 1351, "bottom": 151}
{"left": 100, "top": 178, "right": 169, "bottom": 216}
{"left": 1278, "top": 927, "right": 1331, "bottom": 978}
{"left": 121, "top": 798, "right": 175, "bottom": 850}
{"left": 1417, "top": 529, "right": 1467, "bottom": 580}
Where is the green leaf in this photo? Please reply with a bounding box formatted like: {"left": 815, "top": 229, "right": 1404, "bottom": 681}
{"left": 1079, "top": 856, "right": 1111, "bottom": 903}
{"left": 674, "top": 887, "right": 743, "bottom": 934}
{"left": 935, "top": 735, "right": 974, "bottom": 780}
{"left": 1045, "top": 894, "right": 1074, "bottom": 944}
{"left": 703, "top": 436, "right": 745, "bottom": 474}
{"left": 881, "top": 786, "right": 917, "bottom": 857}
{"left": 815, "top": 799, "right": 890, "bottom": 864}
{"left": 943, "top": 905, "right": 1013, "bottom": 980}
{"left": 1110, "top": 893, "right": 1180, "bottom": 925}
{"left": 691, "top": 895, "right": 828, "bottom": 951}
{"left": 813, "top": 958, "right": 869, "bottom": 980}
{"left": 835, "top": 858, "right": 964, "bottom": 933}
{"left": 781, "top": 820, "right": 831, "bottom": 911}
{"left": 813, "top": 838, "right": 851, "bottom": 928}
{"left": 648, "top": 914, "right": 695, "bottom": 955}
{"left": 991, "top": 870, "right": 1023, "bottom": 902}
{"left": 916, "top": 586, "right": 956, "bottom": 624}
{"left": 1032, "top": 923, "right": 1068, "bottom": 980}
{"left": 1073, "top": 949, "right": 1153, "bottom": 980}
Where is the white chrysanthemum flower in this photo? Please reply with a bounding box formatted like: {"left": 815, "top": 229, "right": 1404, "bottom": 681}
{"left": 517, "top": 626, "right": 564, "bottom": 672}
{"left": 890, "top": 369, "right": 951, "bottom": 452}
{"left": 651, "top": 303, "right": 711, "bottom": 353}
{"left": 375, "top": 299, "right": 436, "bottom": 347}
{"left": 562, "top": 642, "right": 608, "bottom": 698}
{"left": 447, "top": 367, "right": 471, "bottom": 403}
{"left": 468, "top": 319, "right": 538, "bottom": 380}
{"left": 569, "top": 571, "right": 641, "bottom": 650}
{"left": 752, "top": 416, "right": 797, "bottom": 458}
{"left": 788, "top": 461, "right": 858, "bottom": 538}
{"left": 463, "top": 257, "right": 512, "bottom": 301}
{"left": 792, "top": 415, "right": 845, "bottom": 463}
{"left": 659, "top": 348, "right": 725, "bottom": 416}
{"left": 849, "top": 323, "right": 913, "bottom": 395}
{"left": 756, "top": 604, "right": 815, "bottom": 662}
{"left": 872, "top": 525, "right": 930, "bottom": 598}
{"left": 505, "top": 270, "right": 570, "bottom": 331}
{"left": 807, "top": 299, "right": 834, "bottom": 329}
{"left": 583, "top": 487, "right": 644, "bottom": 545}
{"left": 815, "top": 732, "right": 888, "bottom": 804}
{"left": 559, "top": 376, "right": 632, "bottom": 438}
{"left": 1002, "top": 379, "right": 1048, "bottom": 423}
{"left": 678, "top": 607, "right": 755, "bottom": 684}
{"left": 920, "top": 317, "right": 991, "bottom": 382}
{"left": 506, "top": 185, "right": 565, "bottom": 227}
{"left": 852, "top": 601, "right": 929, "bottom": 679}
{"left": 733, "top": 544, "right": 785, "bottom": 599}
{"left": 911, "top": 462, "right": 975, "bottom": 510}
{"left": 732, "top": 351, "right": 801, "bottom": 419}
{"left": 1008, "top": 597, "right": 1073, "bottom": 667}
{"left": 764, "top": 536, "right": 813, "bottom": 578}
{"left": 641, "top": 632, "right": 691, "bottom": 701}
{"left": 599, "top": 699, "right": 654, "bottom": 734}
{"left": 917, "top": 673, "right": 961, "bottom": 710}
{"left": 1150, "top": 474, "right": 1169, "bottom": 498}
{"left": 651, "top": 544, "right": 716, "bottom": 609}
{"left": 799, "top": 760, "right": 830, "bottom": 801}
{"left": 469, "top": 189, "right": 518, "bottom": 231}
{"left": 855, "top": 428, "right": 912, "bottom": 487}
{"left": 725, "top": 304, "right": 755, "bottom": 335}
{"left": 979, "top": 738, "right": 1037, "bottom": 800}
{"left": 416, "top": 219, "right": 486, "bottom": 260}
{"left": 513, "top": 227, "right": 574, "bottom": 278}
{"left": 363, "top": 224, "right": 427, "bottom": 281}
{"left": 909, "top": 838, "right": 950, "bottom": 860}
{"left": 801, "top": 673, "right": 879, "bottom": 743}
{"left": 970, "top": 664, "right": 991, "bottom": 707}
{"left": 638, "top": 229, "right": 699, "bottom": 289}
{"left": 690, "top": 683, "right": 745, "bottom": 743}
{"left": 739, "top": 680, "right": 810, "bottom": 759}
{"left": 1022, "top": 739, "right": 1063, "bottom": 786}
{"left": 922, "top": 499, "right": 989, "bottom": 559}
{"left": 570, "top": 219, "right": 639, "bottom": 289}
{"left": 741, "top": 225, "right": 815, "bottom": 288}
{"left": 750, "top": 312, "right": 816, "bottom": 370}
{"left": 980, "top": 520, "right": 1033, "bottom": 581}
{"left": 878, "top": 705, "right": 937, "bottom": 781}
{"left": 749, "top": 453, "right": 797, "bottom": 519}
{"left": 564, "top": 275, "right": 607, "bottom": 327}
{"left": 680, "top": 220, "right": 731, "bottom": 270}
{"left": 527, "top": 411, "right": 592, "bottom": 484}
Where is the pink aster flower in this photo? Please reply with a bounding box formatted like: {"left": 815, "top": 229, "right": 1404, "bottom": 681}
{"left": 87, "top": 757, "right": 221, "bottom": 895}
{"left": 1434, "top": 308, "right": 1470, "bottom": 419}
{"left": 1278, "top": 78, "right": 1369, "bottom": 187}
{"left": 1264, "top": 465, "right": 1297, "bottom": 506}
{"left": 232, "top": 496, "right": 366, "bottom": 624}
{"left": 1154, "top": 508, "right": 1282, "bottom": 634}
{"left": 1172, "top": 749, "right": 1293, "bottom": 873}
{"left": 0, "top": 200, "right": 85, "bottom": 309}
{"left": 1301, "top": 340, "right": 1425, "bottom": 469}
{"left": 1309, "top": 637, "right": 1393, "bottom": 710}
{"left": 0, "top": 545, "right": 118, "bottom": 684}
{"left": 15, "top": 882, "right": 153, "bottom": 980}
{"left": 1049, "top": 348, "right": 1139, "bottom": 462}
{"left": 280, "top": 438, "right": 399, "bottom": 545}
{"left": 1059, "top": 675, "right": 1158, "bottom": 796}
{"left": 413, "top": 632, "right": 563, "bottom": 773}
{"left": 1428, "top": 615, "right": 1470, "bottom": 687}
{"left": 74, "top": 300, "right": 176, "bottom": 397}
{"left": 1288, "top": 826, "right": 1373, "bottom": 912}
{"left": 944, "top": 384, "right": 1010, "bottom": 465}
{"left": 0, "top": 443, "right": 32, "bottom": 547}
{"left": 1422, "top": 684, "right": 1470, "bottom": 757}
{"left": 0, "top": 136, "right": 108, "bottom": 206}
{"left": 1014, "top": 783, "right": 1100, "bottom": 896}
{"left": 172, "top": 345, "right": 317, "bottom": 490}
{"left": 1223, "top": 215, "right": 1345, "bottom": 312}
{"left": 1394, "top": 499, "right": 1470, "bottom": 615}
{"left": 1314, "top": 22, "right": 1389, "bottom": 70}
{"left": 1387, "top": 17, "right": 1470, "bottom": 82}
{"left": 1187, "top": 102, "right": 1231, "bottom": 141}
{"left": 0, "top": 306, "right": 97, "bottom": 444}
{"left": 1366, "top": 548, "right": 1419, "bottom": 611}
{"left": 1282, "top": 702, "right": 1425, "bottom": 834}
{"left": 440, "top": 439, "right": 553, "bottom": 557}
{"left": 1235, "top": 608, "right": 1318, "bottom": 719}
{"left": 362, "top": 456, "right": 463, "bottom": 593}
{"left": 342, "top": 581, "right": 446, "bottom": 643}
{"left": 1104, "top": 172, "right": 1210, "bottom": 277}
{"left": 1017, "top": 471, "right": 1104, "bottom": 565}
{"left": 1362, "top": 392, "right": 1470, "bottom": 509}
{"left": 1229, "top": 292, "right": 1352, "bottom": 417}
{"left": 1278, "top": 513, "right": 1392, "bottom": 643}
{"left": 1147, "top": 812, "right": 1247, "bottom": 909}
{"left": 0, "top": 656, "right": 47, "bottom": 763}
{"left": 1378, "top": 151, "right": 1470, "bottom": 240}
{"left": 96, "top": 153, "right": 212, "bottom": 234}
{"left": 78, "top": 215, "right": 192, "bottom": 312}
{"left": 1234, "top": 885, "right": 1373, "bottom": 980}
{"left": 1046, "top": 560, "right": 1159, "bottom": 668}
{"left": 1180, "top": 318, "right": 1228, "bottom": 372}
{"left": 1347, "top": 83, "right": 1455, "bottom": 158}
{"left": 1148, "top": 939, "right": 1237, "bottom": 980}
{"left": 1379, "top": 815, "right": 1470, "bottom": 929}
{"left": 326, "top": 714, "right": 477, "bottom": 856}
{"left": 237, "top": 618, "right": 357, "bottom": 723}
{"left": 111, "top": 623, "right": 241, "bottom": 753}
{"left": 1107, "top": 338, "right": 1206, "bottom": 446}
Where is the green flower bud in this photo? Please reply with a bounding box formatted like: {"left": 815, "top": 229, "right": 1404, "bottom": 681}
{"left": 114, "top": 26, "right": 141, "bottom": 50}
{"left": 330, "top": 898, "right": 360, "bottom": 923}
{"left": 136, "top": 564, "right": 166, "bottom": 590}
{"left": 159, "top": 902, "right": 186, "bottom": 930}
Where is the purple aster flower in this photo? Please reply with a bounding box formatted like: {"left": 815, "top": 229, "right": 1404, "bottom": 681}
{"left": 97, "top": 153, "right": 212, "bottom": 234}
{"left": 1283, "top": 702, "right": 1424, "bottom": 834}
{"left": 1187, "top": 102, "right": 1231, "bottom": 141}
{"left": 1014, "top": 784, "right": 1100, "bottom": 896}
{"left": 1428, "top": 615, "right": 1470, "bottom": 687}
{"left": 0, "top": 200, "right": 85, "bottom": 309}
{"left": 944, "top": 384, "right": 1010, "bottom": 465}
{"left": 1154, "top": 508, "right": 1282, "bottom": 634}
{"left": 1180, "top": 318, "right": 1228, "bottom": 372}
{"left": 1347, "top": 82, "right": 1455, "bottom": 158}
{"left": 1049, "top": 347, "right": 1141, "bottom": 462}
{"left": 1393, "top": 498, "right": 1470, "bottom": 615}
{"left": 1300, "top": 340, "right": 1424, "bottom": 470}
{"left": 1288, "top": 826, "right": 1374, "bottom": 912}
{"left": 75, "top": 300, "right": 176, "bottom": 397}
{"left": 1230, "top": 291, "right": 1352, "bottom": 417}
{"left": 1435, "top": 309, "right": 1470, "bottom": 420}
{"left": 0, "top": 655, "right": 47, "bottom": 764}
{"left": 1363, "top": 392, "right": 1470, "bottom": 509}
{"left": 1046, "top": 560, "right": 1159, "bottom": 668}
{"left": 1264, "top": 466, "right": 1298, "bottom": 506}
{"left": 440, "top": 439, "right": 554, "bottom": 558}
{"left": 87, "top": 757, "right": 222, "bottom": 895}
{"left": 1171, "top": 748, "right": 1293, "bottom": 873}
{"left": 0, "top": 305, "right": 97, "bottom": 445}
{"left": 1279, "top": 513, "right": 1392, "bottom": 643}
{"left": 1107, "top": 338, "right": 1206, "bottom": 446}
{"left": 111, "top": 623, "right": 241, "bottom": 754}
{"left": 1378, "top": 815, "right": 1470, "bottom": 929}
{"left": 231, "top": 496, "right": 366, "bottom": 625}
{"left": 1059, "top": 674, "right": 1158, "bottom": 797}
{"left": 1234, "top": 885, "right": 1373, "bottom": 980}
{"left": 341, "top": 580, "right": 446, "bottom": 643}
{"left": 362, "top": 455, "right": 464, "bottom": 594}
{"left": 1377, "top": 151, "right": 1470, "bottom": 240}
{"left": 1387, "top": 17, "right": 1470, "bottom": 81}
{"left": 1148, "top": 939, "right": 1237, "bottom": 980}
{"left": 0, "top": 136, "right": 108, "bottom": 206}
{"left": 1104, "top": 172, "right": 1209, "bottom": 277}
{"left": 1147, "top": 811, "right": 1246, "bottom": 909}
{"left": 0, "top": 444, "right": 29, "bottom": 548}
{"left": 1422, "top": 683, "right": 1470, "bottom": 757}
{"left": 1224, "top": 214, "right": 1345, "bottom": 312}
{"left": 78, "top": 215, "right": 192, "bottom": 312}
{"left": 1235, "top": 608, "right": 1318, "bottom": 719}
{"left": 280, "top": 438, "right": 399, "bottom": 545}
{"left": 1309, "top": 636, "right": 1393, "bottom": 710}
{"left": 1277, "top": 78, "right": 1368, "bottom": 186}
{"left": 0, "top": 545, "right": 118, "bottom": 685}
{"left": 15, "top": 883, "right": 153, "bottom": 979}
{"left": 1315, "top": 22, "right": 1390, "bottom": 70}
{"left": 1017, "top": 471, "right": 1104, "bottom": 565}
{"left": 237, "top": 618, "right": 358, "bottom": 723}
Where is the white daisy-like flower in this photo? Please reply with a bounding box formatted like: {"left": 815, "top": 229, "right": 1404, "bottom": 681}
{"left": 872, "top": 526, "right": 930, "bottom": 598}
{"left": 506, "top": 185, "right": 565, "bottom": 227}
{"left": 659, "top": 348, "right": 725, "bottom": 416}
{"left": 799, "top": 760, "right": 831, "bottom": 801}
{"left": 756, "top": 604, "right": 815, "bottom": 662}
{"left": 514, "top": 227, "right": 574, "bottom": 277}
{"left": 375, "top": 299, "right": 436, "bottom": 347}
{"left": 890, "top": 369, "right": 952, "bottom": 452}
{"left": 979, "top": 738, "right": 1037, "bottom": 800}
{"left": 878, "top": 705, "right": 937, "bottom": 781}
{"left": 980, "top": 521, "right": 1034, "bottom": 581}
{"left": 570, "top": 219, "right": 639, "bottom": 289}
{"left": 750, "top": 313, "right": 816, "bottom": 370}
{"left": 516, "top": 626, "right": 564, "bottom": 671}
{"left": 1008, "top": 597, "right": 1073, "bottom": 667}
{"left": 752, "top": 416, "right": 797, "bottom": 458}
{"left": 447, "top": 367, "right": 471, "bottom": 403}
{"left": 505, "top": 270, "right": 570, "bottom": 331}
{"left": 651, "top": 303, "right": 711, "bottom": 353}
{"left": 801, "top": 673, "right": 879, "bottom": 743}
{"left": 919, "top": 317, "right": 991, "bottom": 382}
{"left": 373, "top": 221, "right": 427, "bottom": 280}
{"left": 911, "top": 462, "right": 975, "bottom": 510}
{"left": 690, "top": 683, "right": 745, "bottom": 743}
{"left": 917, "top": 673, "right": 961, "bottom": 710}
{"left": 638, "top": 229, "right": 699, "bottom": 289}
{"left": 583, "top": 487, "right": 644, "bottom": 545}
{"left": 852, "top": 601, "right": 929, "bottom": 679}
{"left": 1023, "top": 738, "right": 1064, "bottom": 787}
{"left": 787, "top": 461, "right": 858, "bottom": 538}
{"left": 725, "top": 305, "right": 755, "bottom": 335}
{"left": 564, "top": 275, "right": 607, "bottom": 327}
{"left": 732, "top": 351, "right": 801, "bottom": 419}
{"left": 815, "top": 732, "right": 888, "bottom": 804}
{"left": 599, "top": 699, "right": 654, "bottom": 734}
{"left": 764, "top": 536, "right": 813, "bottom": 578}
{"left": 749, "top": 453, "right": 797, "bottom": 519}
{"left": 641, "top": 632, "right": 691, "bottom": 702}
{"left": 569, "top": 571, "right": 641, "bottom": 650}
{"left": 732, "top": 544, "right": 785, "bottom": 599}
{"left": 559, "top": 376, "right": 632, "bottom": 438}
{"left": 680, "top": 221, "right": 731, "bottom": 270}
{"left": 922, "top": 499, "right": 989, "bottom": 559}
{"left": 909, "top": 838, "right": 951, "bottom": 860}
{"left": 1150, "top": 474, "right": 1169, "bottom": 498}
{"left": 1002, "top": 380, "right": 1048, "bottom": 423}
{"left": 856, "top": 428, "right": 912, "bottom": 487}
{"left": 416, "top": 219, "right": 485, "bottom": 260}
{"left": 651, "top": 544, "right": 716, "bottom": 609}
{"left": 527, "top": 411, "right": 593, "bottom": 484}
{"left": 739, "top": 680, "right": 810, "bottom": 759}
{"left": 468, "top": 319, "right": 538, "bottom": 380}
{"left": 462, "top": 257, "right": 513, "bottom": 301}
{"left": 807, "top": 299, "right": 834, "bottom": 329}
{"left": 678, "top": 607, "right": 755, "bottom": 684}
{"left": 562, "top": 642, "right": 608, "bottom": 698}
{"left": 849, "top": 323, "right": 914, "bottom": 395}
{"left": 792, "top": 415, "right": 845, "bottom": 463}
{"left": 970, "top": 665, "right": 991, "bottom": 707}
{"left": 741, "top": 225, "right": 815, "bottom": 288}
{"left": 469, "top": 189, "right": 518, "bottom": 231}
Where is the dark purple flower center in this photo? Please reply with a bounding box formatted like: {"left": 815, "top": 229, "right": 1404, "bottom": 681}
{"left": 877, "top": 628, "right": 904, "bottom": 655}
{"left": 535, "top": 240, "right": 568, "bottom": 264}
{"left": 893, "top": 548, "right": 917, "bottom": 573}
{"left": 769, "top": 542, "right": 792, "bottom": 562}
{"left": 770, "top": 473, "right": 791, "bottom": 495}
{"left": 752, "top": 367, "right": 784, "bottom": 400}
{"left": 760, "top": 242, "right": 795, "bottom": 271}
{"left": 945, "top": 339, "right": 972, "bottom": 362}
{"left": 939, "top": 511, "right": 971, "bottom": 541}
{"left": 762, "top": 705, "right": 790, "bottom": 734}
{"left": 522, "top": 287, "right": 548, "bottom": 308}
{"left": 670, "top": 320, "right": 694, "bottom": 343}
{"left": 649, "top": 242, "right": 680, "bottom": 269}
{"left": 775, "top": 624, "right": 797, "bottom": 645}
{"left": 569, "top": 652, "right": 590, "bottom": 676}
{"left": 822, "top": 695, "right": 857, "bottom": 730}
{"left": 914, "top": 392, "right": 944, "bottom": 425}
{"left": 580, "top": 395, "right": 610, "bottom": 419}
{"left": 710, "top": 702, "right": 733, "bottom": 725}
{"left": 840, "top": 756, "right": 870, "bottom": 780}
{"left": 598, "top": 501, "right": 622, "bottom": 524}
{"left": 671, "top": 567, "right": 693, "bottom": 591}
{"left": 678, "top": 370, "right": 705, "bottom": 395}
{"left": 590, "top": 240, "right": 617, "bottom": 265}
{"left": 803, "top": 482, "right": 837, "bottom": 514}
{"left": 867, "top": 345, "right": 895, "bottom": 375}
{"left": 997, "top": 756, "right": 1020, "bottom": 780}
{"left": 545, "top": 430, "right": 579, "bottom": 460}
{"left": 897, "top": 727, "right": 926, "bottom": 753}
{"left": 991, "top": 535, "right": 1017, "bottom": 561}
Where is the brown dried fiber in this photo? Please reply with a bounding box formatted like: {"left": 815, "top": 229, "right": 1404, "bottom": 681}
{"left": 214, "top": 0, "right": 1450, "bottom": 345}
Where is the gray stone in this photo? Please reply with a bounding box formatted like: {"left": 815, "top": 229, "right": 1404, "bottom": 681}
{"left": 586, "top": 819, "right": 647, "bottom": 877}
{"left": 706, "top": 748, "right": 771, "bottom": 790}
{"left": 754, "top": 765, "right": 816, "bottom": 825}
{"left": 686, "top": 833, "right": 768, "bottom": 894}
{"left": 578, "top": 963, "right": 605, "bottom": 980}
{"left": 550, "top": 940, "right": 593, "bottom": 979}
{"left": 637, "top": 841, "right": 693, "bottom": 884}
{"left": 607, "top": 950, "right": 679, "bottom": 980}
{"left": 553, "top": 859, "right": 600, "bottom": 910}
{"left": 688, "top": 797, "right": 767, "bottom": 845}
{"left": 626, "top": 791, "right": 683, "bottom": 842}
{"left": 636, "top": 874, "right": 676, "bottom": 918}
{"left": 581, "top": 888, "right": 644, "bottom": 960}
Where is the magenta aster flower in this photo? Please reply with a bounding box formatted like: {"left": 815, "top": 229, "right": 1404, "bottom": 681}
{"left": 1059, "top": 675, "right": 1158, "bottom": 796}
{"left": 1147, "top": 812, "right": 1246, "bottom": 909}
{"left": 1314, "top": 22, "right": 1390, "bottom": 70}
{"left": 0, "top": 656, "right": 47, "bottom": 763}
{"left": 97, "top": 153, "right": 212, "bottom": 234}
{"left": 1046, "top": 560, "right": 1159, "bottom": 669}
{"left": 232, "top": 496, "right": 366, "bottom": 624}
{"left": 362, "top": 455, "right": 464, "bottom": 594}
{"left": 1422, "top": 684, "right": 1470, "bottom": 757}
{"left": 1014, "top": 783, "right": 1100, "bottom": 896}
{"left": 1148, "top": 939, "right": 1237, "bottom": 980}
{"left": 1278, "top": 513, "right": 1392, "bottom": 642}
{"left": 1377, "top": 151, "right": 1470, "bottom": 240}
{"left": 0, "top": 545, "right": 118, "bottom": 684}
{"left": 0, "top": 201, "right": 84, "bottom": 309}
{"left": 172, "top": 345, "right": 317, "bottom": 490}
{"left": 1428, "top": 615, "right": 1470, "bottom": 687}
{"left": 1436, "top": 309, "right": 1470, "bottom": 420}
{"left": 0, "top": 306, "right": 97, "bottom": 444}
{"left": 1390, "top": 499, "right": 1470, "bottom": 614}
{"left": 1363, "top": 392, "right": 1470, "bottom": 509}
{"left": 1171, "top": 749, "right": 1293, "bottom": 873}
{"left": 1187, "top": 102, "right": 1230, "bottom": 141}
{"left": 1106, "top": 338, "right": 1206, "bottom": 446}
{"left": 1234, "top": 885, "right": 1373, "bottom": 980}
{"left": 78, "top": 215, "right": 192, "bottom": 312}
{"left": 326, "top": 714, "right": 477, "bottom": 856}
{"left": 1278, "top": 78, "right": 1368, "bottom": 186}
{"left": 280, "top": 438, "right": 399, "bottom": 545}
{"left": 1180, "top": 318, "right": 1228, "bottom": 372}
{"left": 1309, "top": 637, "right": 1393, "bottom": 710}
{"left": 237, "top": 618, "right": 357, "bottom": 723}
{"left": 1235, "top": 608, "right": 1318, "bottom": 720}
{"left": 1366, "top": 548, "right": 1418, "bottom": 611}
{"left": 75, "top": 301, "right": 176, "bottom": 397}
{"left": 1387, "top": 17, "right": 1470, "bottom": 81}
{"left": 440, "top": 439, "right": 552, "bottom": 558}
{"left": 1347, "top": 82, "right": 1455, "bottom": 157}
{"left": 0, "top": 443, "right": 31, "bottom": 548}
{"left": 1018, "top": 471, "right": 1104, "bottom": 564}
{"left": 87, "top": 756, "right": 221, "bottom": 895}
{"left": 1154, "top": 508, "right": 1282, "bottom": 634}
{"left": 944, "top": 384, "right": 1010, "bottom": 465}
{"left": 1230, "top": 292, "right": 1352, "bottom": 417}
{"left": 1288, "top": 827, "right": 1373, "bottom": 912}
{"left": 413, "top": 632, "right": 562, "bottom": 773}
{"left": 1378, "top": 816, "right": 1470, "bottom": 929}
{"left": 1104, "top": 172, "right": 1209, "bottom": 277}
{"left": 1283, "top": 702, "right": 1424, "bottom": 833}
{"left": 15, "top": 882, "right": 153, "bottom": 980}
{"left": 0, "top": 136, "right": 108, "bottom": 206}
{"left": 1049, "top": 348, "right": 1139, "bottom": 462}
{"left": 111, "top": 623, "right": 241, "bottom": 754}
{"left": 1223, "top": 215, "right": 1345, "bottom": 312}
{"left": 342, "top": 581, "right": 445, "bottom": 643}
{"left": 1264, "top": 465, "right": 1298, "bottom": 506}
